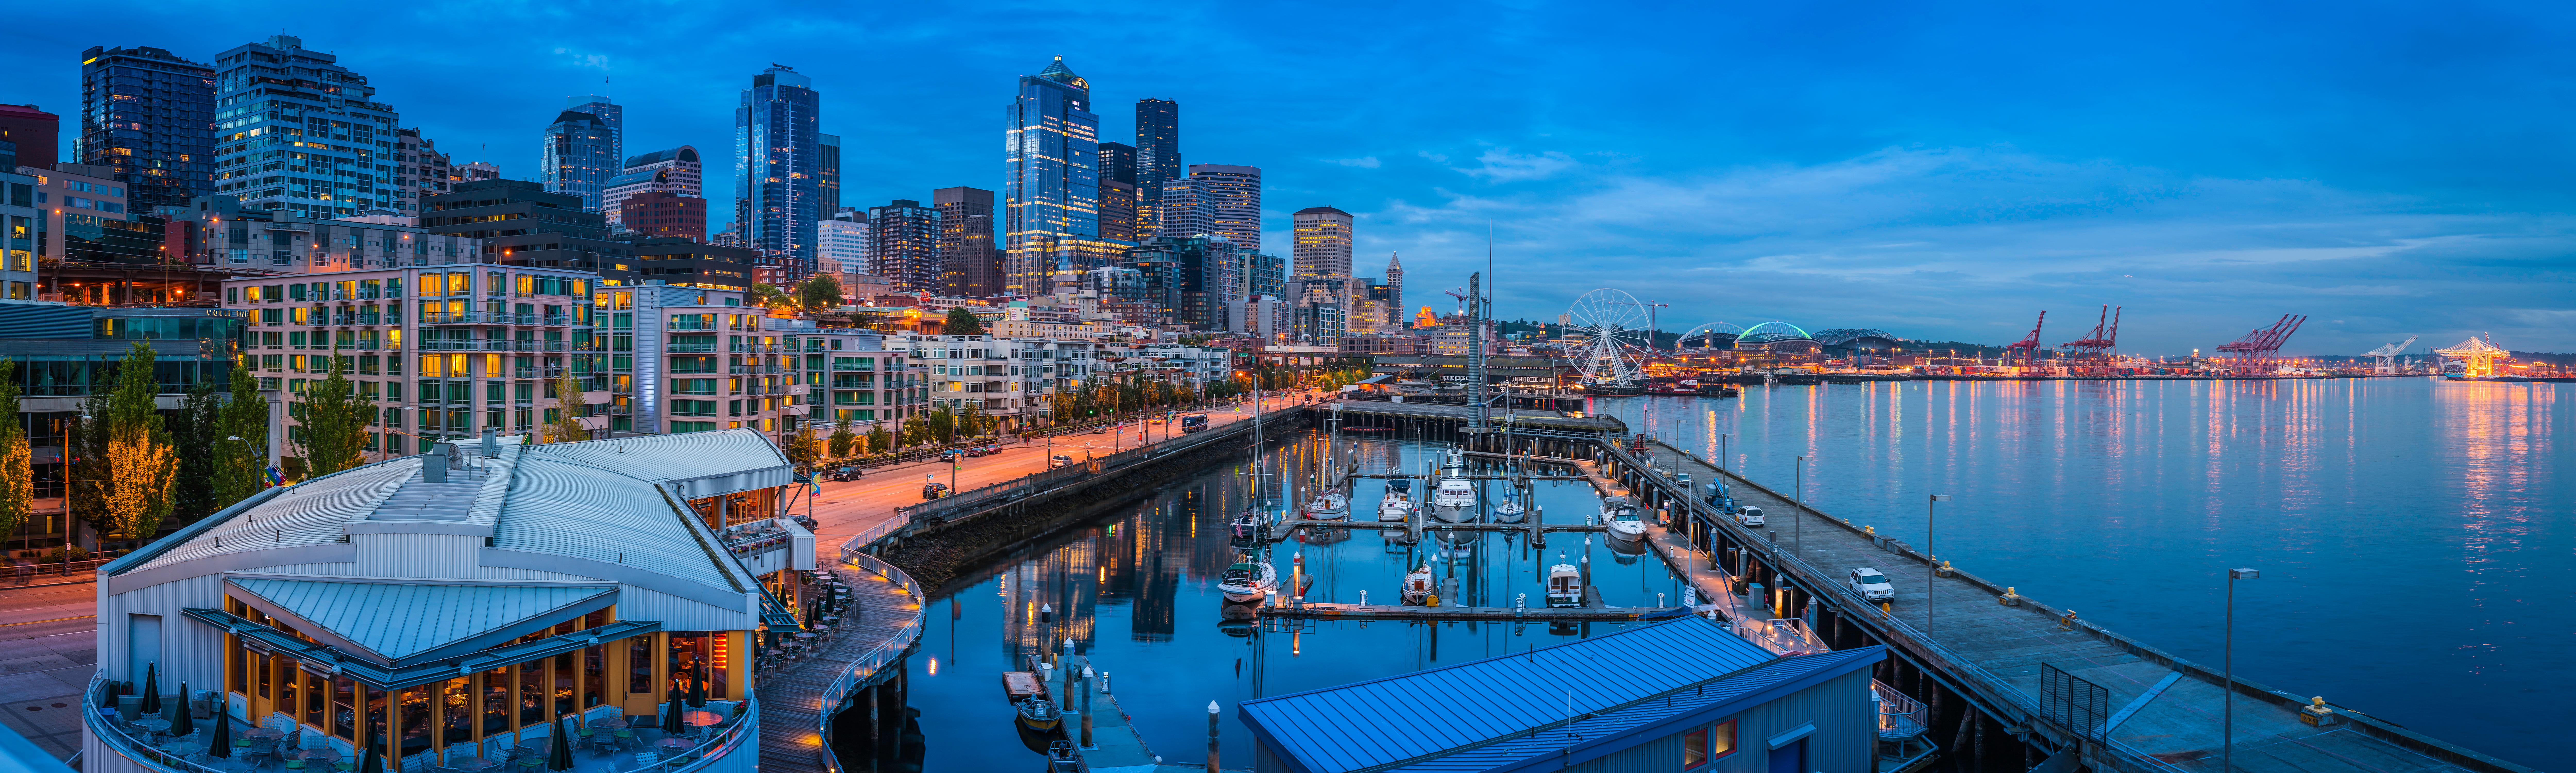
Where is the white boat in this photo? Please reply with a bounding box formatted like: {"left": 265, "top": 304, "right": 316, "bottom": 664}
{"left": 1605, "top": 504, "right": 1646, "bottom": 541}
{"left": 1597, "top": 494, "right": 1633, "bottom": 525}
{"left": 1491, "top": 496, "right": 1526, "bottom": 523}
{"left": 1377, "top": 490, "right": 1414, "bottom": 522}
{"left": 1443, "top": 447, "right": 1466, "bottom": 472}
{"left": 1400, "top": 565, "right": 1437, "bottom": 606}
{"left": 1430, "top": 478, "right": 1478, "bottom": 523}
{"left": 1544, "top": 557, "right": 1583, "bottom": 607}
{"left": 1217, "top": 560, "right": 1278, "bottom": 603}
{"left": 1304, "top": 491, "right": 1350, "bottom": 519}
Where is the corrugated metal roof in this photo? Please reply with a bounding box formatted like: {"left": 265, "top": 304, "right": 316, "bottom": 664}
{"left": 130, "top": 457, "right": 419, "bottom": 570}
{"left": 1382, "top": 646, "right": 1886, "bottom": 772}
{"left": 227, "top": 576, "right": 613, "bottom": 665}
{"left": 524, "top": 428, "right": 792, "bottom": 493}
{"left": 1240, "top": 617, "right": 1776, "bottom": 773}
{"left": 491, "top": 452, "right": 741, "bottom": 592}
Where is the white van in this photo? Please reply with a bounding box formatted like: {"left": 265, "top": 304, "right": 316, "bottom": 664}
{"left": 1735, "top": 505, "right": 1765, "bottom": 527}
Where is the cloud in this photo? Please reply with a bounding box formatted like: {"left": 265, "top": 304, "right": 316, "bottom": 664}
{"left": 1457, "top": 148, "right": 1578, "bottom": 182}
{"left": 550, "top": 47, "right": 611, "bottom": 71}
{"left": 1328, "top": 157, "right": 1381, "bottom": 168}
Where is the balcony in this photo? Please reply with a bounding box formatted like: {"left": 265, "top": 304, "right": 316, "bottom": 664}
{"left": 669, "top": 342, "right": 719, "bottom": 353}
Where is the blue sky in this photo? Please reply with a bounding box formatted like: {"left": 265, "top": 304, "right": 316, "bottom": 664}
{"left": 7, "top": 1, "right": 2572, "bottom": 353}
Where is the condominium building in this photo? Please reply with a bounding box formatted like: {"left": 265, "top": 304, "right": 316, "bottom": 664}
{"left": 867, "top": 199, "right": 938, "bottom": 293}
{"left": 219, "top": 262, "right": 605, "bottom": 466}
{"left": 896, "top": 333, "right": 1090, "bottom": 428}
{"left": 77, "top": 45, "right": 217, "bottom": 214}
{"left": 596, "top": 285, "right": 912, "bottom": 436}
{"left": 173, "top": 194, "right": 480, "bottom": 272}
{"left": 934, "top": 187, "right": 999, "bottom": 298}
{"left": 817, "top": 208, "right": 867, "bottom": 280}
{"left": 1097, "top": 342, "right": 1232, "bottom": 391}
{"left": 1, "top": 170, "right": 42, "bottom": 300}
{"left": 209, "top": 36, "right": 401, "bottom": 218}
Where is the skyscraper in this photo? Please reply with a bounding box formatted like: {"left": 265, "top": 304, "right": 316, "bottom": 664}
{"left": 1385, "top": 252, "right": 1405, "bottom": 326}
{"left": 78, "top": 46, "right": 215, "bottom": 214}
{"left": 935, "top": 187, "right": 1000, "bottom": 298}
{"left": 540, "top": 98, "right": 617, "bottom": 211}
{"left": 601, "top": 145, "right": 702, "bottom": 232}
{"left": 567, "top": 94, "right": 621, "bottom": 154}
{"left": 867, "top": 199, "right": 939, "bottom": 293}
{"left": 817, "top": 133, "right": 841, "bottom": 216}
{"left": 1135, "top": 99, "right": 1179, "bottom": 230}
{"left": 1291, "top": 205, "right": 1354, "bottom": 289}
{"left": 818, "top": 207, "right": 867, "bottom": 282}
{"left": 1003, "top": 56, "right": 1099, "bottom": 293}
{"left": 1249, "top": 251, "right": 1285, "bottom": 300}
{"left": 210, "top": 36, "right": 401, "bottom": 218}
{"left": 735, "top": 64, "right": 822, "bottom": 282}
{"left": 1097, "top": 142, "right": 1136, "bottom": 186}
{"left": 1156, "top": 164, "right": 1261, "bottom": 250}
{"left": 1095, "top": 142, "right": 1140, "bottom": 242}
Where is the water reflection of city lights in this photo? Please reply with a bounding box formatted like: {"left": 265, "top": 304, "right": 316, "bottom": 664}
{"left": 927, "top": 658, "right": 938, "bottom": 675}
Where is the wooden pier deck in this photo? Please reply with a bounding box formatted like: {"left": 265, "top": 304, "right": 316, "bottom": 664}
{"left": 1256, "top": 601, "right": 1684, "bottom": 621}
{"left": 755, "top": 560, "right": 925, "bottom": 773}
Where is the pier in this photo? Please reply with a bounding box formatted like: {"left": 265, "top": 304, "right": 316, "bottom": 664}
{"left": 1258, "top": 601, "right": 1685, "bottom": 621}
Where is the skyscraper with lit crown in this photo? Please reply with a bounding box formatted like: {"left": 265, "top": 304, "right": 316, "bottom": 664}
{"left": 1003, "top": 56, "right": 1101, "bottom": 295}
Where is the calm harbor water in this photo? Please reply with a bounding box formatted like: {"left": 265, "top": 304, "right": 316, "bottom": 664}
{"left": 884, "top": 377, "right": 2569, "bottom": 770}
{"left": 1597, "top": 376, "right": 2570, "bottom": 767}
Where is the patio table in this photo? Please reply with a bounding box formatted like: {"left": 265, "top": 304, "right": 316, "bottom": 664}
{"left": 452, "top": 756, "right": 502, "bottom": 773}
{"left": 134, "top": 717, "right": 172, "bottom": 739}
{"left": 161, "top": 741, "right": 204, "bottom": 759}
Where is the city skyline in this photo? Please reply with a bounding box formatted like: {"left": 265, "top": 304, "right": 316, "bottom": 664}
{"left": 3, "top": 4, "right": 2571, "bottom": 352}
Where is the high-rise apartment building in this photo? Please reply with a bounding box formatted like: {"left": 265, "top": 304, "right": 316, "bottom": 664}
{"left": 1135, "top": 99, "right": 1180, "bottom": 229}
{"left": 1003, "top": 57, "right": 1100, "bottom": 294}
{"left": 601, "top": 145, "right": 701, "bottom": 233}
{"left": 77, "top": 46, "right": 216, "bottom": 214}
{"left": 817, "top": 133, "right": 841, "bottom": 216}
{"left": 1156, "top": 164, "right": 1261, "bottom": 250}
{"left": 0, "top": 104, "right": 61, "bottom": 169}
{"left": 391, "top": 127, "right": 453, "bottom": 221}
{"left": 817, "top": 208, "right": 867, "bottom": 282}
{"left": 541, "top": 95, "right": 620, "bottom": 211}
{"left": 210, "top": 36, "right": 401, "bottom": 218}
{"left": 935, "top": 187, "right": 1000, "bottom": 298}
{"left": 1249, "top": 251, "right": 1285, "bottom": 301}
{"left": 867, "top": 199, "right": 939, "bottom": 293}
{"left": 1291, "top": 205, "right": 1353, "bottom": 284}
{"left": 1096, "top": 141, "right": 1140, "bottom": 243}
{"left": 734, "top": 64, "right": 822, "bottom": 281}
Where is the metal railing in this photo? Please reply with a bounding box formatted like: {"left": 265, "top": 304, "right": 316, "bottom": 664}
{"left": 4, "top": 555, "right": 123, "bottom": 586}
{"left": 814, "top": 552, "right": 925, "bottom": 773}
{"left": 84, "top": 675, "right": 237, "bottom": 773}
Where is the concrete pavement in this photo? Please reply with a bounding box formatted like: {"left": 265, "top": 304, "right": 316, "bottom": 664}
{"left": 0, "top": 581, "right": 100, "bottom": 761}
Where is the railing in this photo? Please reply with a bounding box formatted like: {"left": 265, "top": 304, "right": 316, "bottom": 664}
{"left": 814, "top": 551, "right": 925, "bottom": 773}
{"left": 669, "top": 342, "right": 718, "bottom": 352}
{"left": 83, "top": 674, "right": 240, "bottom": 773}
{"left": 5, "top": 555, "right": 123, "bottom": 586}
{"left": 1874, "top": 679, "right": 1929, "bottom": 739}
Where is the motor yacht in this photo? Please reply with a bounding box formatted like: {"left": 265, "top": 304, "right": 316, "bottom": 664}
{"left": 1545, "top": 557, "right": 1584, "bottom": 607}
{"left": 1430, "top": 478, "right": 1478, "bottom": 523}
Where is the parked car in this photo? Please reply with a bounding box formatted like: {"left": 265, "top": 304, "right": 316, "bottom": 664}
{"left": 1849, "top": 568, "right": 1896, "bottom": 602}
{"left": 1089, "top": 424, "right": 1111, "bottom": 434}
{"left": 967, "top": 445, "right": 1002, "bottom": 457}
{"left": 938, "top": 449, "right": 964, "bottom": 462}
{"left": 921, "top": 482, "right": 950, "bottom": 500}
{"left": 1050, "top": 455, "right": 1075, "bottom": 469}
{"left": 1735, "top": 505, "right": 1764, "bottom": 527}
{"left": 827, "top": 466, "right": 861, "bottom": 482}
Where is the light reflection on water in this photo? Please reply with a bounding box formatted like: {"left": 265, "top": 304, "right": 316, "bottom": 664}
{"left": 897, "top": 433, "right": 1681, "bottom": 772}
{"left": 1597, "top": 377, "right": 2567, "bottom": 766}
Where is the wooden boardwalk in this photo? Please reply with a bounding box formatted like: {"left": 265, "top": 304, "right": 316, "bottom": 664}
{"left": 755, "top": 561, "right": 924, "bottom": 773}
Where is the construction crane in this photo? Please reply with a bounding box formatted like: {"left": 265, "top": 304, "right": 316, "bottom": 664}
{"left": 2216, "top": 314, "right": 2306, "bottom": 374}
{"left": 2431, "top": 337, "right": 2510, "bottom": 378}
{"left": 2060, "top": 305, "right": 2122, "bottom": 360}
{"left": 2361, "top": 335, "right": 2417, "bottom": 375}
{"left": 2003, "top": 311, "right": 2046, "bottom": 365}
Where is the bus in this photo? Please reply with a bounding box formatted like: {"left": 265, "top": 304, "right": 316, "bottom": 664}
{"left": 1180, "top": 414, "right": 1211, "bottom": 433}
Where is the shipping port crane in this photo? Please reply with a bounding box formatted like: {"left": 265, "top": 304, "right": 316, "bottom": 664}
{"left": 2217, "top": 314, "right": 2306, "bottom": 373}
{"left": 2362, "top": 335, "right": 2417, "bottom": 374}
{"left": 2003, "top": 311, "right": 2046, "bottom": 364}
{"left": 2060, "top": 305, "right": 2121, "bottom": 359}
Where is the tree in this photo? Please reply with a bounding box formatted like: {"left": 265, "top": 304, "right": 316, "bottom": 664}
{"left": 926, "top": 407, "right": 956, "bottom": 444}
{"left": 171, "top": 380, "right": 221, "bottom": 519}
{"left": 0, "top": 360, "right": 27, "bottom": 544}
{"left": 295, "top": 349, "right": 373, "bottom": 478}
{"left": 748, "top": 283, "right": 791, "bottom": 310}
{"left": 941, "top": 308, "right": 985, "bottom": 336}
{"left": 797, "top": 274, "right": 844, "bottom": 312}
{"left": 866, "top": 424, "right": 892, "bottom": 455}
{"left": 101, "top": 342, "right": 178, "bottom": 541}
{"left": 548, "top": 371, "right": 589, "bottom": 443}
{"left": 900, "top": 416, "right": 927, "bottom": 447}
{"left": 783, "top": 421, "right": 823, "bottom": 468}
{"left": 211, "top": 354, "right": 270, "bottom": 510}
{"left": 828, "top": 417, "right": 857, "bottom": 458}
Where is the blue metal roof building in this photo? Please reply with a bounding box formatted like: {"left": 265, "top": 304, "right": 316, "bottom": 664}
{"left": 1239, "top": 617, "right": 1886, "bottom": 773}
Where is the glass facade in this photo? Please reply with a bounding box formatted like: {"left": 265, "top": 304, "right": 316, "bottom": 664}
{"left": 541, "top": 96, "right": 620, "bottom": 212}
{"left": 1003, "top": 57, "right": 1100, "bottom": 295}
{"left": 208, "top": 36, "right": 401, "bottom": 218}
{"left": 733, "top": 66, "right": 821, "bottom": 280}
{"left": 78, "top": 46, "right": 218, "bottom": 214}
{"left": 1134, "top": 98, "right": 1180, "bottom": 229}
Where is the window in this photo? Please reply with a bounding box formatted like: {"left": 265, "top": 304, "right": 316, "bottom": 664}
{"left": 1683, "top": 720, "right": 1737, "bottom": 768}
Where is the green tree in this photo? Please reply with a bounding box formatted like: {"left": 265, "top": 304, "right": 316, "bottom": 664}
{"left": 295, "top": 349, "right": 374, "bottom": 478}
{"left": 828, "top": 417, "right": 857, "bottom": 458}
{"left": 171, "top": 380, "right": 222, "bottom": 519}
{"left": 748, "top": 283, "right": 791, "bottom": 310}
{"left": 926, "top": 407, "right": 956, "bottom": 444}
{"left": 68, "top": 387, "right": 111, "bottom": 540}
{"left": 0, "top": 360, "right": 27, "bottom": 543}
{"left": 211, "top": 355, "right": 270, "bottom": 510}
{"left": 797, "top": 274, "right": 844, "bottom": 311}
{"left": 548, "top": 371, "right": 589, "bottom": 443}
{"left": 101, "top": 342, "right": 178, "bottom": 542}
{"left": 866, "top": 423, "right": 892, "bottom": 454}
{"left": 783, "top": 421, "right": 823, "bottom": 467}
{"left": 900, "top": 416, "right": 928, "bottom": 447}
{"left": 941, "top": 307, "right": 985, "bottom": 335}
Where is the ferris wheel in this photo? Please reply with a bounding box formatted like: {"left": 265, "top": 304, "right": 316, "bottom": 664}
{"left": 1565, "top": 289, "right": 1651, "bottom": 384}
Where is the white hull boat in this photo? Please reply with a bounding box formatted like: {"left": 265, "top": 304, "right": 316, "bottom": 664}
{"left": 1304, "top": 492, "right": 1349, "bottom": 519}
{"left": 1400, "top": 565, "right": 1437, "bottom": 606}
{"left": 1378, "top": 492, "right": 1414, "bottom": 522}
{"left": 1605, "top": 505, "right": 1646, "bottom": 541}
{"left": 1430, "top": 478, "right": 1477, "bottom": 523}
{"left": 1217, "top": 560, "right": 1278, "bottom": 603}
{"left": 1491, "top": 498, "right": 1526, "bottom": 523}
{"left": 1544, "top": 557, "right": 1583, "bottom": 608}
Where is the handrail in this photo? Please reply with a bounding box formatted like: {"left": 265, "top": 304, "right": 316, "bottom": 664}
{"left": 812, "top": 551, "right": 925, "bottom": 773}
{"left": 83, "top": 673, "right": 236, "bottom": 773}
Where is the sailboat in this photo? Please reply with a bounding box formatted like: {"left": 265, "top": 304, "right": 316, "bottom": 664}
{"left": 1545, "top": 555, "right": 1584, "bottom": 607}
{"left": 1491, "top": 493, "right": 1526, "bottom": 523}
{"left": 1228, "top": 509, "right": 1269, "bottom": 543}
{"left": 1217, "top": 559, "right": 1279, "bottom": 603}
{"left": 1303, "top": 491, "right": 1349, "bottom": 519}
{"left": 1400, "top": 564, "right": 1437, "bottom": 606}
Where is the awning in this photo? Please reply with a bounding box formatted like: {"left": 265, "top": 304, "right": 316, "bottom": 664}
{"left": 183, "top": 607, "right": 659, "bottom": 691}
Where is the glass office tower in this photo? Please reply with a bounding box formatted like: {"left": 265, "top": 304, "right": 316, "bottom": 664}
{"left": 1003, "top": 56, "right": 1100, "bottom": 295}
{"left": 78, "top": 45, "right": 217, "bottom": 214}
{"left": 734, "top": 65, "right": 821, "bottom": 282}
{"left": 540, "top": 96, "right": 618, "bottom": 211}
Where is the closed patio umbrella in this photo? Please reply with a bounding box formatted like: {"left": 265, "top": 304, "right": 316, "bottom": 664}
{"left": 359, "top": 744, "right": 384, "bottom": 773}
{"left": 660, "top": 690, "right": 684, "bottom": 736}
{"left": 208, "top": 694, "right": 232, "bottom": 758}
{"left": 685, "top": 675, "right": 706, "bottom": 709}
{"left": 168, "top": 683, "right": 194, "bottom": 737}
{"left": 545, "top": 715, "right": 574, "bottom": 772}
{"left": 139, "top": 663, "right": 161, "bottom": 715}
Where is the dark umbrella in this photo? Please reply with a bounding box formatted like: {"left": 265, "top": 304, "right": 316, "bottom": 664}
{"left": 358, "top": 743, "right": 383, "bottom": 773}
{"left": 209, "top": 694, "right": 233, "bottom": 758}
{"left": 139, "top": 663, "right": 161, "bottom": 715}
{"left": 686, "top": 674, "right": 706, "bottom": 709}
{"left": 660, "top": 689, "right": 684, "bottom": 736}
{"left": 169, "top": 683, "right": 194, "bottom": 737}
{"left": 545, "top": 715, "right": 574, "bottom": 772}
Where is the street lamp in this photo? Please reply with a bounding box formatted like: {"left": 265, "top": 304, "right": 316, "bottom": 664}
{"left": 2225, "top": 567, "right": 2259, "bottom": 773}
{"left": 1792, "top": 455, "right": 1806, "bottom": 556}
{"left": 1927, "top": 494, "right": 1950, "bottom": 633}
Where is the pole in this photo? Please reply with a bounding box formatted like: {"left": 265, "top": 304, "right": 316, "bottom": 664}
{"left": 1793, "top": 455, "right": 1804, "bottom": 556}
{"left": 2226, "top": 567, "right": 2258, "bottom": 773}
{"left": 1205, "top": 700, "right": 1221, "bottom": 772}
{"left": 1928, "top": 494, "right": 1949, "bottom": 636}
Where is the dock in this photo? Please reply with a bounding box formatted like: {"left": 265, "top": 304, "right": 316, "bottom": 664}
{"left": 1257, "top": 601, "right": 1687, "bottom": 621}
{"left": 1026, "top": 653, "right": 1164, "bottom": 773}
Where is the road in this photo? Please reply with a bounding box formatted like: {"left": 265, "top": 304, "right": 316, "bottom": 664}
{"left": 796, "top": 391, "right": 1325, "bottom": 560}
{"left": 0, "top": 581, "right": 102, "bottom": 760}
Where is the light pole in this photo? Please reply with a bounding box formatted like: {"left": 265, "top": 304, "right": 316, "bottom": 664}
{"left": 1927, "top": 494, "right": 1950, "bottom": 634}
{"left": 1792, "top": 455, "right": 1805, "bottom": 556}
{"left": 2226, "top": 567, "right": 2259, "bottom": 773}
{"left": 1719, "top": 433, "right": 1730, "bottom": 473}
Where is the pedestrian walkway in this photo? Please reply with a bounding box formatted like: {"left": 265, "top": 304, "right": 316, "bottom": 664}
{"left": 753, "top": 557, "right": 923, "bottom": 773}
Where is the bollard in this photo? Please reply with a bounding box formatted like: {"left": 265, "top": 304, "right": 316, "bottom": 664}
{"left": 1101, "top": 671, "right": 1112, "bottom": 695}
{"left": 1359, "top": 590, "right": 1367, "bottom": 606}
{"left": 1080, "top": 665, "right": 1096, "bottom": 749}
{"left": 1206, "top": 701, "right": 1221, "bottom": 772}
{"left": 1658, "top": 592, "right": 1666, "bottom": 607}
